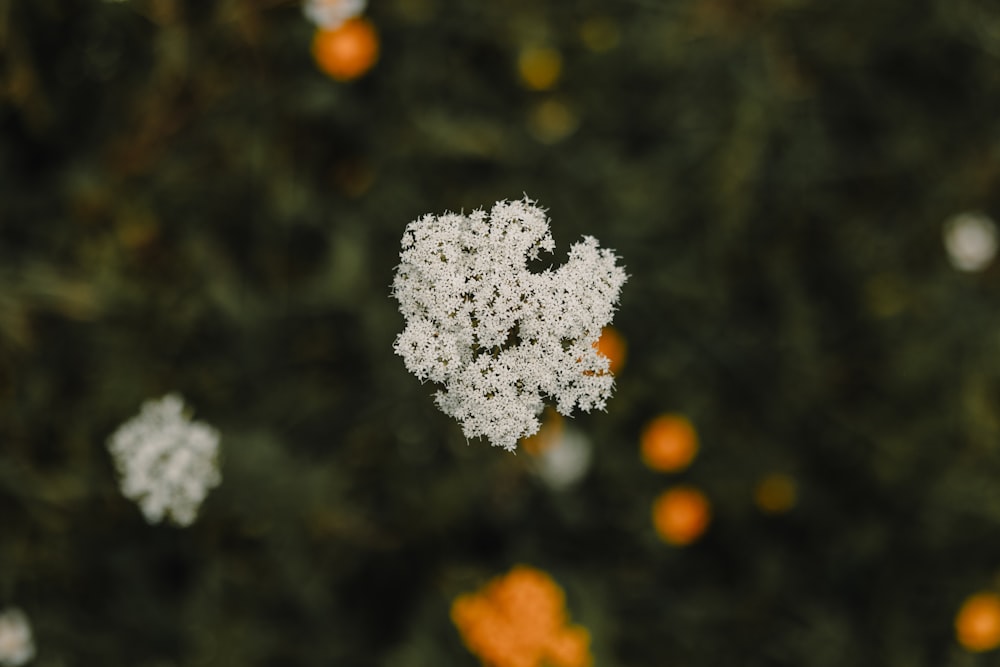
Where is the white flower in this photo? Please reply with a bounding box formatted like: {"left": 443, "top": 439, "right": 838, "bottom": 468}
{"left": 108, "top": 394, "right": 221, "bottom": 527}
{"left": 392, "top": 197, "right": 627, "bottom": 451}
{"left": 943, "top": 211, "right": 998, "bottom": 272}
{"left": 303, "top": 0, "right": 366, "bottom": 29}
{"left": 0, "top": 608, "right": 34, "bottom": 667}
{"left": 533, "top": 425, "right": 593, "bottom": 490}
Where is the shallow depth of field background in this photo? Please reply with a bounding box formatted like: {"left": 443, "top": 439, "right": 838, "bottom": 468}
{"left": 4, "top": 0, "right": 1000, "bottom": 665}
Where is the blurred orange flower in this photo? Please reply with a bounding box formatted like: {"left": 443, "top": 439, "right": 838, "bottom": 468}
{"left": 593, "top": 326, "right": 626, "bottom": 375}
{"left": 956, "top": 592, "right": 1000, "bottom": 652}
{"left": 640, "top": 414, "right": 698, "bottom": 473}
{"left": 521, "top": 408, "right": 564, "bottom": 456}
{"left": 652, "top": 485, "right": 711, "bottom": 546}
{"left": 312, "top": 17, "right": 379, "bottom": 81}
{"left": 451, "top": 565, "right": 593, "bottom": 667}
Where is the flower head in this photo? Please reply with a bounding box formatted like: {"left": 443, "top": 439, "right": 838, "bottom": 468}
{"left": 451, "top": 566, "right": 592, "bottom": 667}
{"left": 392, "top": 198, "right": 627, "bottom": 451}
{"left": 652, "top": 485, "right": 711, "bottom": 546}
{"left": 956, "top": 592, "right": 1000, "bottom": 652}
{"left": 107, "top": 394, "right": 221, "bottom": 527}
{"left": 640, "top": 414, "right": 698, "bottom": 473}
{"left": 311, "top": 17, "right": 379, "bottom": 82}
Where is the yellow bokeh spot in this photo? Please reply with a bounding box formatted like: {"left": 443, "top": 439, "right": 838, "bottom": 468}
{"left": 116, "top": 209, "right": 159, "bottom": 251}
{"left": 864, "top": 273, "right": 906, "bottom": 319}
{"left": 527, "top": 99, "right": 579, "bottom": 144}
{"left": 579, "top": 17, "right": 621, "bottom": 53}
{"left": 518, "top": 46, "right": 563, "bottom": 90}
{"left": 753, "top": 473, "right": 797, "bottom": 514}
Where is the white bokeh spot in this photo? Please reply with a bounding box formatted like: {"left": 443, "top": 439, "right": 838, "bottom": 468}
{"left": 943, "top": 211, "right": 998, "bottom": 272}
{"left": 303, "top": 0, "right": 366, "bottom": 29}
{"left": 533, "top": 426, "right": 593, "bottom": 490}
{"left": 0, "top": 608, "right": 34, "bottom": 667}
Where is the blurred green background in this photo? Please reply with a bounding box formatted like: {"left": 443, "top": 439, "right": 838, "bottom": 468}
{"left": 4, "top": 0, "right": 1000, "bottom": 664}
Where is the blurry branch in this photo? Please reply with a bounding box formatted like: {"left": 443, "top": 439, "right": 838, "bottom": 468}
{"left": 931, "top": 1, "right": 1000, "bottom": 59}
{"left": 0, "top": 0, "right": 7, "bottom": 50}
{"left": 0, "top": 459, "right": 83, "bottom": 539}
{"left": 213, "top": 0, "right": 302, "bottom": 41}
{"left": 0, "top": 0, "right": 51, "bottom": 132}
{"left": 0, "top": 265, "right": 103, "bottom": 347}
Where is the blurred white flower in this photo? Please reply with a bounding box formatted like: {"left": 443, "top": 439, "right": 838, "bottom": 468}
{"left": 303, "top": 0, "right": 366, "bottom": 29}
{"left": 108, "top": 394, "right": 221, "bottom": 527}
{"left": 943, "top": 211, "right": 998, "bottom": 272}
{"left": 533, "top": 425, "right": 593, "bottom": 490}
{"left": 392, "top": 197, "right": 627, "bottom": 451}
{"left": 0, "top": 608, "right": 34, "bottom": 667}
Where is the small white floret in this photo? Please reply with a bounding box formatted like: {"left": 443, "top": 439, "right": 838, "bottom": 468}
{"left": 0, "top": 608, "right": 35, "bottom": 667}
{"left": 391, "top": 197, "right": 627, "bottom": 451}
{"left": 107, "top": 394, "right": 221, "bottom": 527}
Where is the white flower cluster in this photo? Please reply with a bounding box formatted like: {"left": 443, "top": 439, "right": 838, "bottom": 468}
{"left": 392, "top": 198, "right": 627, "bottom": 451}
{"left": 303, "top": 0, "right": 366, "bottom": 29}
{"left": 107, "top": 394, "right": 221, "bottom": 527}
{"left": 0, "top": 608, "right": 34, "bottom": 667}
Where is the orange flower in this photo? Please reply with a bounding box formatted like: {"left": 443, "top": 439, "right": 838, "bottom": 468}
{"left": 312, "top": 18, "right": 379, "bottom": 81}
{"left": 652, "top": 485, "right": 711, "bottom": 546}
{"left": 593, "top": 326, "right": 626, "bottom": 375}
{"left": 451, "top": 566, "right": 593, "bottom": 667}
{"left": 640, "top": 414, "right": 698, "bottom": 472}
{"left": 521, "top": 409, "right": 564, "bottom": 456}
{"left": 956, "top": 592, "right": 1000, "bottom": 652}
